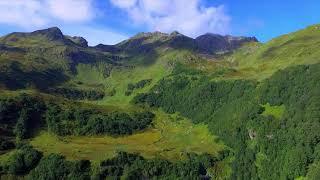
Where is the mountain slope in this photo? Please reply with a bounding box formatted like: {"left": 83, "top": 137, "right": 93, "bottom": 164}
{"left": 221, "top": 24, "right": 320, "bottom": 79}
{"left": 196, "top": 33, "right": 258, "bottom": 54}
{"left": 0, "top": 27, "right": 118, "bottom": 90}
{"left": 95, "top": 30, "right": 257, "bottom": 57}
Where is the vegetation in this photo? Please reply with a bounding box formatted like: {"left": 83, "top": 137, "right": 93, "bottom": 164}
{"left": 1, "top": 149, "right": 225, "bottom": 179}
{"left": 261, "top": 103, "right": 285, "bottom": 119}
{"left": 0, "top": 93, "right": 154, "bottom": 142}
{"left": 126, "top": 79, "right": 152, "bottom": 96}
{"left": 0, "top": 24, "right": 320, "bottom": 179}
{"left": 134, "top": 63, "right": 320, "bottom": 179}
{"left": 30, "top": 110, "right": 225, "bottom": 163}
{"left": 1, "top": 145, "right": 42, "bottom": 175}
{"left": 0, "top": 94, "right": 46, "bottom": 142}
{"left": 98, "top": 151, "right": 220, "bottom": 179}
{"left": 0, "top": 138, "right": 15, "bottom": 151}
{"left": 45, "top": 104, "right": 154, "bottom": 136}
{"left": 46, "top": 87, "right": 105, "bottom": 100}
{"left": 28, "top": 154, "right": 91, "bottom": 180}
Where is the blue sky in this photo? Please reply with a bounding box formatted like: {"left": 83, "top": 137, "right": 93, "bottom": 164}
{"left": 0, "top": 0, "right": 319, "bottom": 45}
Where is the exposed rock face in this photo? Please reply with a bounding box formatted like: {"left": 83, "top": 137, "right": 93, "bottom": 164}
{"left": 67, "top": 36, "right": 88, "bottom": 47}
{"left": 196, "top": 33, "right": 258, "bottom": 54}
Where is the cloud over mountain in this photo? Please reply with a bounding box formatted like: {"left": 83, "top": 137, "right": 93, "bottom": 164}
{"left": 110, "top": 0, "right": 231, "bottom": 37}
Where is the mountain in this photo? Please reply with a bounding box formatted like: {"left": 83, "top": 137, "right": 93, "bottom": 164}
{"left": 0, "top": 27, "right": 117, "bottom": 90}
{"left": 0, "top": 24, "right": 319, "bottom": 180}
{"left": 66, "top": 36, "right": 88, "bottom": 47}
{"left": 96, "top": 30, "right": 257, "bottom": 55}
{"left": 196, "top": 33, "right": 258, "bottom": 54}
{"left": 0, "top": 27, "right": 257, "bottom": 90}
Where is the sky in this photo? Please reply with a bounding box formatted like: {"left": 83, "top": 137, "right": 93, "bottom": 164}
{"left": 0, "top": 0, "right": 319, "bottom": 45}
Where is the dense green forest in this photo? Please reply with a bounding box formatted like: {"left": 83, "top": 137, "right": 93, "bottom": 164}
{"left": 134, "top": 63, "right": 320, "bottom": 179}
{"left": 45, "top": 87, "right": 105, "bottom": 100}
{"left": 1, "top": 145, "right": 226, "bottom": 180}
{"left": 0, "top": 25, "right": 320, "bottom": 179}
{"left": 0, "top": 94, "right": 155, "bottom": 141}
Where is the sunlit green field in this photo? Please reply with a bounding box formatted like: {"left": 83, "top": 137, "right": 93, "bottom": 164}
{"left": 30, "top": 110, "right": 225, "bottom": 162}
{"left": 262, "top": 103, "right": 285, "bottom": 119}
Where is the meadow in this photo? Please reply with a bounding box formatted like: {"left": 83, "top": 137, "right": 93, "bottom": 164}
{"left": 30, "top": 110, "right": 225, "bottom": 162}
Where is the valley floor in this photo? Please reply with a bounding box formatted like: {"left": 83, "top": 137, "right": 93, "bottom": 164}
{"left": 30, "top": 110, "right": 224, "bottom": 162}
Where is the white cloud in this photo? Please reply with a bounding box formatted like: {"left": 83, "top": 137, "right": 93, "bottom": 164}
{"left": 0, "top": 0, "right": 127, "bottom": 45}
{"left": 0, "top": 1, "right": 47, "bottom": 27}
{"left": 46, "top": 0, "right": 94, "bottom": 22}
{"left": 110, "top": 0, "right": 231, "bottom": 37}
{"left": 0, "top": 0, "right": 95, "bottom": 28}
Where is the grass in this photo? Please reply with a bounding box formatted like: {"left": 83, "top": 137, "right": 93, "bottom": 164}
{"left": 30, "top": 110, "right": 225, "bottom": 162}
{"left": 74, "top": 63, "right": 108, "bottom": 86}
{"left": 211, "top": 24, "right": 320, "bottom": 80}
{"left": 74, "top": 50, "right": 190, "bottom": 107}
{"left": 262, "top": 103, "right": 285, "bottom": 119}
{"left": 0, "top": 150, "right": 16, "bottom": 167}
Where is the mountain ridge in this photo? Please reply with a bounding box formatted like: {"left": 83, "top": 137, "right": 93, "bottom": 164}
{"left": 0, "top": 27, "right": 258, "bottom": 55}
{"left": 107, "top": 30, "right": 258, "bottom": 54}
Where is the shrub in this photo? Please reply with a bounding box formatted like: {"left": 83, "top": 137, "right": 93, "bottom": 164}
{"left": 28, "top": 154, "right": 91, "bottom": 180}
{"left": 5, "top": 145, "right": 42, "bottom": 175}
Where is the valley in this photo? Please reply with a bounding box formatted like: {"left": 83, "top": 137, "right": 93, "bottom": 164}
{"left": 0, "top": 24, "right": 319, "bottom": 179}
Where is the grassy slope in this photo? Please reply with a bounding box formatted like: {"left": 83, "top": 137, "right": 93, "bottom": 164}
{"left": 0, "top": 35, "right": 69, "bottom": 71}
{"left": 236, "top": 24, "right": 320, "bottom": 79}
{"left": 262, "top": 103, "right": 285, "bottom": 119}
{"left": 193, "top": 24, "right": 320, "bottom": 80}
{"left": 75, "top": 50, "right": 195, "bottom": 107}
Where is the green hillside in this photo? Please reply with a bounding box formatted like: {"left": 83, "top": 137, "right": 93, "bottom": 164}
{"left": 221, "top": 24, "right": 320, "bottom": 79}
{"left": 0, "top": 25, "right": 319, "bottom": 179}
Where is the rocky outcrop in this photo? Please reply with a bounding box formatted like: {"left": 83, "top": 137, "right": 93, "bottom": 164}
{"left": 66, "top": 36, "right": 88, "bottom": 47}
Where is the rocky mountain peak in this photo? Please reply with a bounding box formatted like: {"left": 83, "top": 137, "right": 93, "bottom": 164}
{"left": 133, "top": 32, "right": 169, "bottom": 39}
{"left": 31, "top": 27, "right": 64, "bottom": 41}
{"left": 170, "top": 31, "right": 183, "bottom": 36}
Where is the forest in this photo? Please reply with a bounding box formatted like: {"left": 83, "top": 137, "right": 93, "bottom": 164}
{"left": 46, "top": 87, "right": 105, "bottom": 100}
{"left": 0, "top": 94, "right": 155, "bottom": 147}
{"left": 1, "top": 144, "right": 224, "bottom": 180}
{"left": 133, "top": 63, "right": 320, "bottom": 179}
